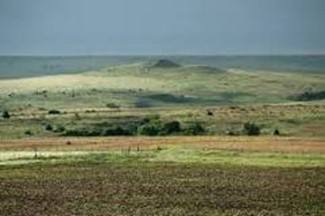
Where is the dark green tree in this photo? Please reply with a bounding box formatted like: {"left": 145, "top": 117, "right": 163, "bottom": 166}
{"left": 161, "top": 121, "right": 181, "bottom": 135}
{"left": 184, "top": 122, "right": 205, "bottom": 135}
{"left": 273, "top": 129, "right": 280, "bottom": 136}
{"left": 2, "top": 110, "right": 10, "bottom": 119}
{"left": 138, "top": 124, "right": 160, "bottom": 136}
{"left": 243, "top": 122, "right": 260, "bottom": 136}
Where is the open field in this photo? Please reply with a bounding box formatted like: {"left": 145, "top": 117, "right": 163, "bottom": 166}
{"left": 1, "top": 162, "right": 325, "bottom": 216}
{"left": 1, "top": 144, "right": 325, "bottom": 215}
{"left": 1, "top": 135, "right": 325, "bottom": 215}
{"left": 1, "top": 58, "right": 325, "bottom": 215}
{"left": 1, "top": 136, "right": 325, "bottom": 168}
{"left": 1, "top": 136, "right": 325, "bottom": 153}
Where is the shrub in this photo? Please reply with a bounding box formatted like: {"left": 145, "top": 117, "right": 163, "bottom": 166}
{"left": 184, "top": 122, "right": 205, "bottom": 135}
{"left": 87, "top": 128, "right": 103, "bottom": 136}
{"left": 48, "top": 109, "right": 61, "bottom": 115}
{"left": 64, "top": 129, "right": 84, "bottom": 136}
{"left": 64, "top": 128, "right": 99, "bottom": 136}
{"left": 226, "top": 129, "right": 240, "bottom": 136}
{"left": 160, "top": 121, "right": 181, "bottom": 135}
{"left": 85, "top": 110, "right": 96, "bottom": 113}
{"left": 139, "top": 117, "right": 151, "bottom": 125}
{"left": 103, "top": 126, "right": 132, "bottom": 136}
{"left": 45, "top": 124, "right": 53, "bottom": 131}
{"left": 54, "top": 125, "right": 65, "bottom": 133}
{"left": 2, "top": 110, "right": 10, "bottom": 119}
{"left": 144, "top": 114, "right": 161, "bottom": 123}
{"left": 134, "top": 100, "right": 151, "bottom": 108}
{"left": 207, "top": 110, "right": 214, "bottom": 116}
{"left": 64, "top": 126, "right": 132, "bottom": 137}
{"left": 290, "top": 90, "right": 325, "bottom": 101}
{"left": 138, "top": 124, "right": 160, "bottom": 136}
{"left": 106, "top": 103, "right": 120, "bottom": 109}
{"left": 273, "top": 129, "right": 280, "bottom": 136}
{"left": 24, "top": 130, "right": 33, "bottom": 135}
{"left": 243, "top": 122, "right": 261, "bottom": 136}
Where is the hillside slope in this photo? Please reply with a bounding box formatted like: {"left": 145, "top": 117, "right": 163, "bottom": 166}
{"left": 0, "top": 60, "right": 324, "bottom": 110}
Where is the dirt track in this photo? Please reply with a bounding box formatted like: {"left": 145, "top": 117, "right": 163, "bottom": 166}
{"left": 0, "top": 136, "right": 325, "bottom": 154}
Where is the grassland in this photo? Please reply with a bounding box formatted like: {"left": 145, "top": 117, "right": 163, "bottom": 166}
{"left": 1, "top": 137, "right": 325, "bottom": 167}
{"left": 1, "top": 61, "right": 324, "bottom": 138}
{"left": 1, "top": 62, "right": 325, "bottom": 110}
{"left": 0, "top": 102, "right": 324, "bottom": 139}
{"left": 1, "top": 60, "right": 325, "bottom": 215}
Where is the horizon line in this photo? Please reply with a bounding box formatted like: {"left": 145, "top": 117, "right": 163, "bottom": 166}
{"left": 1, "top": 53, "right": 325, "bottom": 57}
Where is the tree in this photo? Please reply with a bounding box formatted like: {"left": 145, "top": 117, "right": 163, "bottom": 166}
{"left": 184, "top": 122, "right": 205, "bottom": 135}
{"left": 243, "top": 122, "right": 260, "bottom": 136}
{"left": 161, "top": 121, "right": 181, "bottom": 135}
{"left": 2, "top": 110, "right": 10, "bottom": 119}
{"left": 45, "top": 124, "right": 53, "bottom": 131}
{"left": 106, "top": 103, "right": 120, "bottom": 109}
{"left": 207, "top": 110, "right": 214, "bottom": 116}
{"left": 273, "top": 129, "right": 280, "bottom": 136}
{"left": 138, "top": 124, "right": 160, "bottom": 136}
{"left": 48, "top": 109, "right": 61, "bottom": 115}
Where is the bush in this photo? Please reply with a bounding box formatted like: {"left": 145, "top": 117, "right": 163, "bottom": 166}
{"left": 140, "top": 114, "right": 160, "bottom": 123}
{"left": 54, "top": 125, "right": 65, "bottom": 133}
{"left": 227, "top": 131, "right": 237, "bottom": 136}
{"left": 64, "top": 128, "right": 102, "bottom": 137}
{"left": 160, "top": 121, "right": 181, "bottom": 135}
{"left": 226, "top": 129, "right": 240, "bottom": 136}
{"left": 103, "top": 126, "right": 132, "bottom": 136}
{"left": 106, "top": 103, "right": 120, "bottom": 109}
{"left": 243, "top": 122, "right": 260, "bottom": 136}
{"left": 63, "top": 118, "right": 207, "bottom": 137}
{"left": 24, "top": 130, "right": 33, "bottom": 135}
{"left": 184, "top": 122, "right": 205, "bottom": 135}
{"left": 45, "top": 124, "right": 53, "bottom": 131}
{"left": 48, "top": 109, "right": 61, "bottom": 115}
{"left": 138, "top": 124, "right": 160, "bottom": 136}
{"left": 2, "top": 110, "right": 10, "bottom": 119}
{"left": 134, "top": 100, "right": 151, "bottom": 108}
{"left": 64, "top": 129, "right": 84, "bottom": 136}
{"left": 290, "top": 90, "right": 325, "bottom": 101}
{"left": 207, "top": 110, "right": 214, "bottom": 116}
{"left": 139, "top": 117, "right": 151, "bottom": 125}
{"left": 64, "top": 126, "right": 132, "bottom": 137}
{"left": 273, "top": 129, "right": 280, "bottom": 136}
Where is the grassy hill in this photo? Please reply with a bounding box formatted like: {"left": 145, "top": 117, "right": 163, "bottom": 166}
{"left": 1, "top": 55, "right": 325, "bottom": 79}
{"left": 0, "top": 60, "right": 324, "bottom": 139}
{"left": 0, "top": 60, "right": 324, "bottom": 111}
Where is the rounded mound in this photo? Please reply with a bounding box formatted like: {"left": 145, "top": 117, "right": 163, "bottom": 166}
{"left": 151, "top": 59, "right": 181, "bottom": 68}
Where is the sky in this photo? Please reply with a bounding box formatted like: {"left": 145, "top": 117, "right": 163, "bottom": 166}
{"left": 0, "top": 0, "right": 325, "bottom": 55}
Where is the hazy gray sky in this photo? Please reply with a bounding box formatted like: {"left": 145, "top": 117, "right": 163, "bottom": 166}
{"left": 0, "top": 0, "right": 325, "bottom": 55}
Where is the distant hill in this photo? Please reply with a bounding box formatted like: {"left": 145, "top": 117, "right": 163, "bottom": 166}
{"left": 150, "top": 59, "right": 181, "bottom": 68}
{"left": 0, "top": 60, "right": 324, "bottom": 111}
{"left": 1, "top": 55, "right": 325, "bottom": 79}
